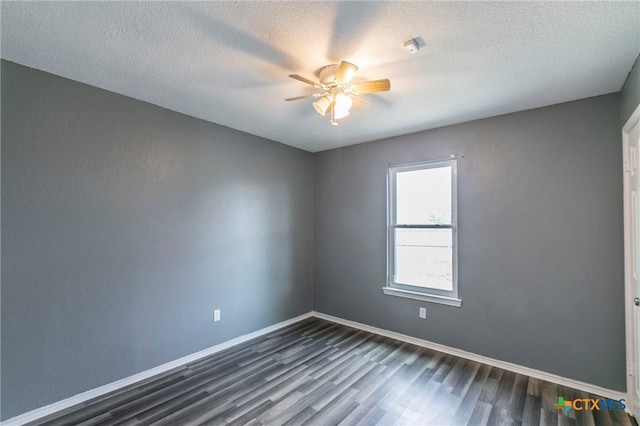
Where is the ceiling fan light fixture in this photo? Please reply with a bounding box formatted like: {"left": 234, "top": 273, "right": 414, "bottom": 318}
{"left": 312, "top": 96, "right": 332, "bottom": 116}
{"left": 333, "top": 93, "right": 352, "bottom": 120}
{"left": 286, "top": 61, "right": 390, "bottom": 125}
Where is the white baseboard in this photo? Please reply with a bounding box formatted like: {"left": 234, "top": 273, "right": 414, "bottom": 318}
{"left": 1, "top": 312, "right": 313, "bottom": 426}
{"left": 312, "top": 311, "right": 627, "bottom": 402}
{"left": 3, "top": 310, "right": 627, "bottom": 425}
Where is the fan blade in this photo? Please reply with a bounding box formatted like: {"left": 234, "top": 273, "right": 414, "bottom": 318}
{"left": 352, "top": 79, "right": 391, "bottom": 94}
{"left": 335, "top": 61, "right": 358, "bottom": 85}
{"left": 289, "top": 74, "right": 324, "bottom": 89}
{"left": 285, "top": 95, "right": 316, "bottom": 101}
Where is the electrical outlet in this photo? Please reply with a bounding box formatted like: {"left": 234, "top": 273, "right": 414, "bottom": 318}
{"left": 214, "top": 309, "right": 221, "bottom": 322}
{"left": 419, "top": 307, "right": 426, "bottom": 319}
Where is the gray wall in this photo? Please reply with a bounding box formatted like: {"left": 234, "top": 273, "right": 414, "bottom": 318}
{"left": 314, "top": 94, "right": 625, "bottom": 391}
{"left": 1, "top": 60, "right": 314, "bottom": 420}
{"left": 621, "top": 53, "right": 640, "bottom": 125}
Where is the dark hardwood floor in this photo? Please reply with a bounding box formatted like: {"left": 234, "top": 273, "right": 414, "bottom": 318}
{"left": 28, "top": 318, "right": 634, "bottom": 426}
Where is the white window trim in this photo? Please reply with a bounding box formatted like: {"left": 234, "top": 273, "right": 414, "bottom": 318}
{"left": 384, "top": 158, "right": 461, "bottom": 307}
{"left": 382, "top": 287, "right": 462, "bottom": 307}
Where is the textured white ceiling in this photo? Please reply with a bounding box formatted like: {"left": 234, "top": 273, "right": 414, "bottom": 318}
{"left": 2, "top": 1, "right": 639, "bottom": 152}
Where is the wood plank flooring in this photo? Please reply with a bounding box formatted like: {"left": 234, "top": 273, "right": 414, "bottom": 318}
{"left": 27, "top": 318, "right": 635, "bottom": 426}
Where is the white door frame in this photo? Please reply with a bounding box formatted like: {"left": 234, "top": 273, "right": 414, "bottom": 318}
{"left": 624, "top": 103, "right": 640, "bottom": 418}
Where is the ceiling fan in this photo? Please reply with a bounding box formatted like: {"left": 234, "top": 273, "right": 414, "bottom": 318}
{"left": 285, "top": 61, "right": 390, "bottom": 126}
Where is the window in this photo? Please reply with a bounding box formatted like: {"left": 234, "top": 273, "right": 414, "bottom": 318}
{"left": 384, "top": 159, "right": 461, "bottom": 307}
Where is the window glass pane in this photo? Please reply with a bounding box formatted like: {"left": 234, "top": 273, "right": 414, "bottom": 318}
{"left": 394, "top": 228, "right": 453, "bottom": 290}
{"left": 396, "top": 166, "right": 451, "bottom": 225}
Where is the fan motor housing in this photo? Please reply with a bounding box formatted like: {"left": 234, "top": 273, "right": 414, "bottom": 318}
{"left": 316, "top": 64, "right": 339, "bottom": 85}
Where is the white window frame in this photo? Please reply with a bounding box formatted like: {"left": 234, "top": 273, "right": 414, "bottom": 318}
{"left": 383, "top": 158, "right": 461, "bottom": 307}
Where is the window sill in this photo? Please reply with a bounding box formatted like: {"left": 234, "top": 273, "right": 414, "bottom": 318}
{"left": 382, "top": 287, "right": 462, "bottom": 307}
